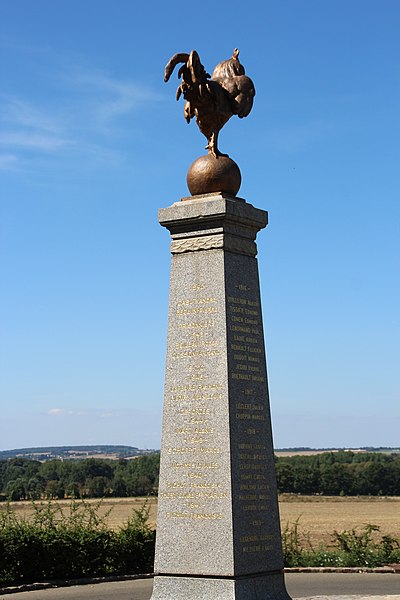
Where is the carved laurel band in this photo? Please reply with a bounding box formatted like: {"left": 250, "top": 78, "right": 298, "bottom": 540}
{"left": 170, "top": 234, "right": 257, "bottom": 257}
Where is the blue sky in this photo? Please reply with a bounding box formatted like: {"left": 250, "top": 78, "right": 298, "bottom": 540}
{"left": 1, "top": 0, "right": 399, "bottom": 451}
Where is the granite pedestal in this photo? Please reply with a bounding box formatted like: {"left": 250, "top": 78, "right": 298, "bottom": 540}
{"left": 151, "top": 193, "right": 291, "bottom": 600}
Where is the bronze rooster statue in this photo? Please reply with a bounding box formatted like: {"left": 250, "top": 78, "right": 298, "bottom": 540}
{"left": 164, "top": 49, "right": 255, "bottom": 158}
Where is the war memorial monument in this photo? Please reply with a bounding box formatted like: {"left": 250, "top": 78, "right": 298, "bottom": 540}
{"left": 151, "top": 49, "right": 291, "bottom": 600}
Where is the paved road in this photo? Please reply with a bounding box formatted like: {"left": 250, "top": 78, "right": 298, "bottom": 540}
{"left": 3, "top": 574, "right": 399, "bottom": 600}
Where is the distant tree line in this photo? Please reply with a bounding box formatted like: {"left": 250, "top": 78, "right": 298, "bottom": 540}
{"left": 275, "top": 451, "right": 400, "bottom": 496}
{"left": 0, "top": 454, "right": 160, "bottom": 501}
{"left": 0, "top": 445, "right": 143, "bottom": 461}
{"left": 1, "top": 451, "right": 400, "bottom": 501}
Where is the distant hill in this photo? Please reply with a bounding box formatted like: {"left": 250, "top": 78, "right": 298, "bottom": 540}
{"left": 275, "top": 446, "right": 400, "bottom": 453}
{"left": 275, "top": 446, "right": 400, "bottom": 457}
{"left": 0, "top": 445, "right": 156, "bottom": 461}
{"left": 1, "top": 445, "right": 398, "bottom": 462}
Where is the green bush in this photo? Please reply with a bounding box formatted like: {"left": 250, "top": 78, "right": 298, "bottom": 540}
{"left": 282, "top": 519, "right": 400, "bottom": 568}
{"left": 1, "top": 502, "right": 399, "bottom": 586}
{"left": 281, "top": 517, "right": 304, "bottom": 566}
{"left": 332, "top": 524, "right": 400, "bottom": 567}
{"left": 113, "top": 503, "right": 155, "bottom": 574}
{"left": 0, "top": 500, "right": 155, "bottom": 586}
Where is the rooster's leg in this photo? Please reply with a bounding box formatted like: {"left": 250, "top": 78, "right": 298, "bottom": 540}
{"left": 205, "top": 132, "right": 217, "bottom": 157}
{"left": 206, "top": 131, "right": 228, "bottom": 158}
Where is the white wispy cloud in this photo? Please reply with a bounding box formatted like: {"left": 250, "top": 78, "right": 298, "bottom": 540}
{"left": 0, "top": 94, "right": 71, "bottom": 155}
{"left": 0, "top": 131, "right": 71, "bottom": 151}
{"left": 100, "top": 412, "right": 114, "bottom": 418}
{"left": 0, "top": 153, "right": 18, "bottom": 170}
{"left": 48, "top": 408, "right": 73, "bottom": 416}
{"left": 1, "top": 96, "right": 64, "bottom": 134}
{"left": 0, "top": 59, "right": 161, "bottom": 170}
{"left": 47, "top": 407, "right": 120, "bottom": 418}
{"left": 69, "top": 70, "right": 159, "bottom": 125}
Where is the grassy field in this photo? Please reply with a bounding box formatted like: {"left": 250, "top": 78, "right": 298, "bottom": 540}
{"left": 279, "top": 495, "right": 400, "bottom": 547}
{"left": 4, "top": 495, "right": 400, "bottom": 548}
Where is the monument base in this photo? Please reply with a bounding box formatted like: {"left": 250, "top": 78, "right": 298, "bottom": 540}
{"left": 152, "top": 573, "right": 291, "bottom": 600}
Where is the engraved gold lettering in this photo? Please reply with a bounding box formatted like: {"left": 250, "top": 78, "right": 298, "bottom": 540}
{"left": 230, "top": 325, "right": 251, "bottom": 333}
{"left": 232, "top": 373, "right": 251, "bottom": 380}
{"left": 176, "top": 297, "right": 217, "bottom": 306}
{"left": 227, "top": 296, "right": 247, "bottom": 305}
{"left": 178, "top": 321, "right": 215, "bottom": 329}
{"left": 166, "top": 512, "right": 223, "bottom": 520}
{"left": 176, "top": 306, "right": 218, "bottom": 316}
{"left": 166, "top": 481, "right": 186, "bottom": 488}
{"left": 189, "top": 481, "right": 222, "bottom": 488}
{"left": 171, "top": 461, "right": 219, "bottom": 469}
{"left": 159, "top": 491, "right": 177, "bottom": 499}
{"left": 167, "top": 447, "right": 197, "bottom": 454}
{"left": 172, "top": 349, "right": 221, "bottom": 359}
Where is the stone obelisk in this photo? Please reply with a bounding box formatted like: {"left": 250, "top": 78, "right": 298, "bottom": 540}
{"left": 151, "top": 48, "right": 291, "bottom": 600}
{"left": 151, "top": 192, "right": 291, "bottom": 600}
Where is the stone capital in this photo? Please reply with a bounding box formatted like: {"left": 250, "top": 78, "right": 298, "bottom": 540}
{"left": 158, "top": 193, "right": 268, "bottom": 257}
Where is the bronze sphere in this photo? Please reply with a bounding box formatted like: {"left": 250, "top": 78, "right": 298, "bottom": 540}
{"left": 186, "top": 154, "right": 241, "bottom": 197}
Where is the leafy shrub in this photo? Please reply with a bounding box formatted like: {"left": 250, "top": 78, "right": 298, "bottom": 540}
{"left": 281, "top": 517, "right": 304, "bottom": 566}
{"left": 0, "top": 500, "right": 155, "bottom": 586}
{"left": 113, "top": 503, "right": 156, "bottom": 574}
{"left": 282, "top": 519, "right": 400, "bottom": 568}
{"left": 1, "top": 501, "right": 399, "bottom": 586}
{"left": 332, "top": 524, "right": 400, "bottom": 567}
